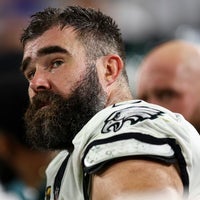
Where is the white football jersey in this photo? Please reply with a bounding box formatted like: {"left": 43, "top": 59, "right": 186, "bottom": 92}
{"left": 45, "top": 100, "right": 200, "bottom": 200}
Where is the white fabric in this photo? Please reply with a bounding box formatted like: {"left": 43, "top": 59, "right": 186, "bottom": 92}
{"left": 45, "top": 100, "right": 200, "bottom": 200}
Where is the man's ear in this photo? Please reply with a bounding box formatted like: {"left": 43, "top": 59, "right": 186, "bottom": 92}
{"left": 102, "top": 54, "right": 124, "bottom": 86}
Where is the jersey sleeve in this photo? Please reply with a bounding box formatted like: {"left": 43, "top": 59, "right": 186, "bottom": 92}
{"left": 81, "top": 101, "right": 194, "bottom": 189}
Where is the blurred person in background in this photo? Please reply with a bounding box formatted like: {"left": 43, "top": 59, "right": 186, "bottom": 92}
{"left": 136, "top": 40, "right": 200, "bottom": 133}
{"left": 0, "top": 53, "right": 56, "bottom": 200}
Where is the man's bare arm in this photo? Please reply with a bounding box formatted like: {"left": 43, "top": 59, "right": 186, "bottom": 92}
{"left": 91, "top": 159, "right": 184, "bottom": 200}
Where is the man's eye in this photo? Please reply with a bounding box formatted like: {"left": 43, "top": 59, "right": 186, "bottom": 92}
{"left": 52, "top": 60, "right": 63, "bottom": 68}
{"left": 25, "top": 70, "right": 35, "bottom": 80}
{"left": 156, "top": 90, "right": 175, "bottom": 101}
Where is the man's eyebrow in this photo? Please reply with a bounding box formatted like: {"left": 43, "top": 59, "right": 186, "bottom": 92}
{"left": 37, "top": 45, "right": 68, "bottom": 56}
{"left": 20, "top": 46, "right": 69, "bottom": 73}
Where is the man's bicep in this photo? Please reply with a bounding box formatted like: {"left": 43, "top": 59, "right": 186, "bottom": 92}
{"left": 91, "top": 159, "right": 184, "bottom": 200}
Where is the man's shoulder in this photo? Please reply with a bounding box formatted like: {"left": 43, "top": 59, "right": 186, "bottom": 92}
{"left": 76, "top": 99, "right": 189, "bottom": 142}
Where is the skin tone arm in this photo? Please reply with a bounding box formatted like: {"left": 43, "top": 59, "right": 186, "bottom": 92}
{"left": 91, "top": 159, "right": 184, "bottom": 200}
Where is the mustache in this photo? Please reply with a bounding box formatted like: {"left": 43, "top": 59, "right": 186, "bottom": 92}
{"left": 30, "top": 90, "right": 61, "bottom": 110}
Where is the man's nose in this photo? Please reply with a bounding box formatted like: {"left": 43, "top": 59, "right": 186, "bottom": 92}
{"left": 29, "top": 70, "right": 51, "bottom": 93}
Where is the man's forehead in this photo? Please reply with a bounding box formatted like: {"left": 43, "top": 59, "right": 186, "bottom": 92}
{"left": 23, "top": 26, "right": 82, "bottom": 56}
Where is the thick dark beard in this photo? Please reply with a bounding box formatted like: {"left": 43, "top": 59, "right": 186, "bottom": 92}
{"left": 24, "top": 66, "right": 107, "bottom": 152}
